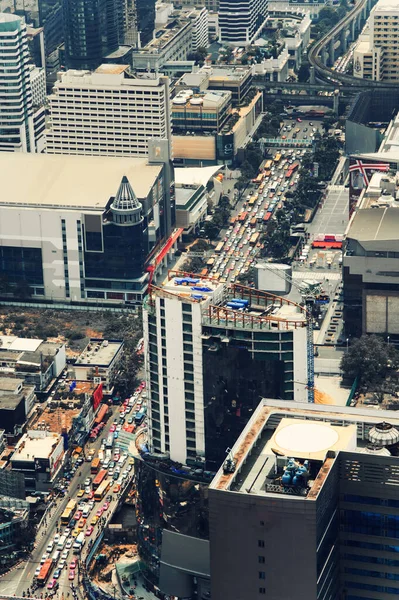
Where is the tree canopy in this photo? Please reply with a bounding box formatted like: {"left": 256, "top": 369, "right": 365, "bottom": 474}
{"left": 340, "top": 335, "right": 399, "bottom": 389}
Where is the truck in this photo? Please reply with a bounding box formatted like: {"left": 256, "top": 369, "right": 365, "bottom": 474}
{"left": 73, "top": 532, "right": 85, "bottom": 554}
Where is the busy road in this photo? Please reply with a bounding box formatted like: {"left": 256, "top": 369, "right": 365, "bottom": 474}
{"left": 0, "top": 386, "right": 147, "bottom": 600}
{"left": 206, "top": 116, "right": 323, "bottom": 283}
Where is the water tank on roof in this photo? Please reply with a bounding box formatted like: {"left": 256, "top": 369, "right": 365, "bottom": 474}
{"left": 190, "top": 97, "right": 203, "bottom": 105}
{"left": 173, "top": 96, "right": 187, "bottom": 104}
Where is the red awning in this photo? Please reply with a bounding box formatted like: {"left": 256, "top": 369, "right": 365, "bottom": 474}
{"left": 312, "top": 241, "right": 342, "bottom": 249}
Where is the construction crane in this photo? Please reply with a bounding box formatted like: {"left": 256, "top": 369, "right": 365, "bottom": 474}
{"left": 260, "top": 265, "right": 322, "bottom": 403}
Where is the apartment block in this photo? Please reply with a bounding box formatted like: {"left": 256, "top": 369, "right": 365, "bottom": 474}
{"left": 219, "top": 0, "right": 268, "bottom": 43}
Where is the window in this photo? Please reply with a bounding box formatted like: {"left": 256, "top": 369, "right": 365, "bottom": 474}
{"left": 259, "top": 572, "right": 265, "bottom": 580}
{"left": 258, "top": 540, "right": 265, "bottom": 548}
{"left": 259, "top": 588, "right": 266, "bottom": 595}
{"left": 259, "top": 556, "right": 265, "bottom": 564}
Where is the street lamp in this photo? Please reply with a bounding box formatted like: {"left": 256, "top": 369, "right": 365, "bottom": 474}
{"left": 388, "top": 336, "right": 390, "bottom": 346}
{"left": 346, "top": 338, "right": 349, "bottom": 351}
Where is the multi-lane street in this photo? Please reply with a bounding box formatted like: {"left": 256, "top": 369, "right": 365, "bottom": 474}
{"left": 0, "top": 390, "right": 145, "bottom": 599}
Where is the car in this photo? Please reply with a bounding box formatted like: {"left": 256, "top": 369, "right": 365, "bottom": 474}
{"left": 69, "top": 570, "right": 75, "bottom": 581}
{"left": 88, "top": 491, "right": 94, "bottom": 499}
{"left": 102, "top": 501, "right": 109, "bottom": 511}
{"left": 110, "top": 425, "right": 116, "bottom": 432}
{"left": 77, "top": 489, "right": 84, "bottom": 498}
{"left": 309, "top": 122, "right": 313, "bottom": 126}
{"left": 61, "top": 550, "right": 69, "bottom": 560}
{"left": 53, "top": 569, "right": 61, "bottom": 579}
{"left": 88, "top": 499, "right": 95, "bottom": 509}
{"left": 85, "top": 486, "right": 91, "bottom": 494}
{"left": 113, "top": 483, "right": 121, "bottom": 493}
{"left": 91, "top": 515, "right": 99, "bottom": 526}
{"left": 297, "top": 117, "right": 302, "bottom": 122}
{"left": 108, "top": 469, "right": 114, "bottom": 477}
{"left": 113, "top": 453, "right": 120, "bottom": 462}
{"left": 41, "top": 553, "right": 49, "bottom": 564}
{"left": 86, "top": 526, "right": 94, "bottom": 536}
{"left": 70, "top": 560, "right": 77, "bottom": 570}
{"left": 109, "top": 461, "right": 115, "bottom": 469}
{"left": 34, "top": 567, "right": 41, "bottom": 577}
{"left": 76, "top": 457, "right": 84, "bottom": 465}
{"left": 53, "top": 533, "right": 60, "bottom": 543}
{"left": 47, "top": 579, "right": 58, "bottom": 590}
{"left": 114, "top": 432, "right": 119, "bottom": 439}
{"left": 84, "top": 477, "right": 91, "bottom": 487}
{"left": 78, "top": 517, "right": 86, "bottom": 529}
{"left": 113, "top": 471, "right": 119, "bottom": 480}
{"left": 96, "top": 508, "right": 103, "bottom": 518}
{"left": 88, "top": 449, "right": 96, "bottom": 458}
{"left": 66, "top": 538, "right": 73, "bottom": 549}
{"left": 72, "top": 528, "right": 80, "bottom": 538}
{"left": 46, "top": 541, "right": 54, "bottom": 553}
{"left": 73, "top": 511, "right": 82, "bottom": 521}
{"left": 59, "top": 559, "right": 66, "bottom": 570}
{"left": 129, "top": 458, "right": 134, "bottom": 465}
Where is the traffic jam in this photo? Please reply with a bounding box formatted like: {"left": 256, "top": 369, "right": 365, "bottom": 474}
{"left": 207, "top": 146, "right": 308, "bottom": 283}
{"left": 33, "top": 383, "right": 147, "bottom": 594}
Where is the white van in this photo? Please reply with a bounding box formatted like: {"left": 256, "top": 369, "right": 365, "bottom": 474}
{"left": 73, "top": 532, "right": 85, "bottom": 553}
{"left": 57, "top": 535, "right": 67, "bottom": 551}
{"left": 82, "top": 505, "right": 90, "bottom": 518}
{"left": 46, "top": 540, "right": 54, "bottom": 553}
{"left": 103, "top": 457, "right": 110, "bottom": 469}
{"left": 52, "top": 550, "right": 60, "bottom": 563}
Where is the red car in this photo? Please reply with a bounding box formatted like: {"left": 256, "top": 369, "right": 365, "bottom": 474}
{"left": 109, "top": 425, "right": 116, "bottom": 433}
{"left": 69, "top": 570, "right": 75, "bottom": 580}
{"left": 297, "top": 117, "right": 302, "bottom": 122}
{"left": 73, "top": 511, "right": 82, "bottom": 521}
{"left": 102, "top": 502, "right": 109, "bottom": 511}
{"left": 86, "top": 526, "right": 94, "bottom": 536}
{"left": 70, "top": 560, "right": 77, "bottom": 570}
{"left": 87, "top": 491, "right": 94, "bottom": 500}
{"left": 96, "top": 509, "right": 103, "bottom": 518}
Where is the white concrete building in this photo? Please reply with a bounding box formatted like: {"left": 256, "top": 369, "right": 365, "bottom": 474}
{"left": 28, "top": 65, "right": 46, "bottom": 107}
{"left": 252, "top": 46, "right": 289, "bottom": 80}
{"left": 144, "top": 274, "right": 308, "bottom": 466}
{"left": 73, "top": 338, "right": 124, "bottom": 392}
{"left": 0, "top": 13, "right": 45, "bottom": 153}
{"left": 46, "top": 65, "right": 171, "bottom": 157}
{"left": 219, "top": 0, "right": 268, "bottom": 44}
{"left": 354, "top": 0, "right": 399, "bottom": 82}
{"left": 133, "top": 6, "right": 208, "bottom": 71}
{"left": 11, "top": 430, "right": 64, "bottom": 492}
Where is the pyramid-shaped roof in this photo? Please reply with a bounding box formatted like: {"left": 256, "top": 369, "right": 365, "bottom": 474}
{"left": 112, "top": 175, "right": 141, "bottom": 211}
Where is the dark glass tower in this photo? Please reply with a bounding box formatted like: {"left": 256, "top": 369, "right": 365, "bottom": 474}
{"left": 136, "top": 0, "right": 156, "bottom": 47}
{"left": 38, "top": 0, "right": 64, "bottom": 56}
{"left": 63, "top": 0, "right": 124, "bottom": 70}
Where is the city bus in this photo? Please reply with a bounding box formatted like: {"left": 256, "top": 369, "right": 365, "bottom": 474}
{"left": 37, "top": 559, "right": 53, "bottom": 586}
{"left": 91, "top": 457, "right": 101, "bottom": 474}
{"left": 94, "top": 479, "right": 111, "bottom": 502}
{"left": 135, "top": 407, "right": 147, "bottom": 426}
{"left": 252, "top": 173, "right": 263, "bottom": 184}
{"left": 94, "top": 403, "right": 108, "bottom": 426}
{"left": 265, "top": 159, "right": 273, "bottom": 170}
{"left": 274, "top": 153, "right": 282, "bottom": 164}
{"left": 237, "top": 211, "right": 248, "bottom": 222}
{"left": 249, "top": 232, "right": 260, "bottom": 246}
{"left": 93, "top": 469, "right": 108, "bottom": 490}
{"left": 206, "top": 257, "right": 215, "bottom": 268}
{"left": 215, "top": 241, "right": 224, "bottom": 253}
{"left": 60, "top": 499, "right": 77, "bottom": 526}
{"left": 248, "top": 196, "right": 257, "bottom": 207}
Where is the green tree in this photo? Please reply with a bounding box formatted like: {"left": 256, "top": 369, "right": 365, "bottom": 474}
{"left": 340, "top": 335, "right": 399, "bottom": 389}
{"left": 297, "top": 61, "right": 310, "bottom": 83}
{"left": 203, "top": 221, "right": 219, "bottom": 240}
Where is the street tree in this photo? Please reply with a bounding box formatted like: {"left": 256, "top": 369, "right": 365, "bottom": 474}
{"left": 340, "top": 335, "right": 399, "bottom": 390}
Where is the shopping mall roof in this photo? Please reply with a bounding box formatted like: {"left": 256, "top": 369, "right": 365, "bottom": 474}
{"left": 348, "top": 207, "right": 399, "bottom": 247}
{"left": 0, "top": 154, "right": 162, "bottom": 210}
{"left": 174, "top": 165, "right": 222, "bottom": 188}
{"left": 12, "top": 432, "right": 61, "bottom": 461}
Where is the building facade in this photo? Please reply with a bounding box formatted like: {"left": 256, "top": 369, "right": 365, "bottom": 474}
{"left": 0, "top": 13, "right": 45, "bottom": 153}
{"left": 46, "top": 66, "right": 171, "bottom": 158}
{"left": 219, "top": 0, "right": 268, "bottom": 44}
{"left": 0, "top": 151, "right": 174, "bottom": 305}
{"left": 73, "top": 338, "right": 123, "bottom": 392}
{"left": 63, "top": 0, "right": 125, "bottom": 70}
{"left": 209, "top": 400, "right": 399, "bottom": 600}
{"left": 143, "top": 274, "right": 308, "bottom": 469}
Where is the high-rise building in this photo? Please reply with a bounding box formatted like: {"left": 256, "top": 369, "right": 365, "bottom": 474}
{"left": 354, "top": 0, "right": 399, "bottom": 82}
{"left": 136, "top": 0, "right": 156, "bottom": 47}
{"left": 0, "top": 13, "right": 45, "bottom": 153}
{"left": 209, "top": 399, "right": 399, "bottom": 600}
{"left": 46, "top": 65, "right": 171, "bottom": 158}
{"left": 37, "top": 0, "right": 64, "bottom": 58}
{"left": 219, "top": 0, "right": 268, "bottom": 44}
{"left": 143, "top": 273, "right": 308, "bottom": 468}
{"left": 63, "top": 0, "right": 125, "bottom": 70}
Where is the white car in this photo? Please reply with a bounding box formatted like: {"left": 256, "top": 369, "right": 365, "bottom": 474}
{"left": 35, "top": 567, "right": 41, "bottom": 577}
{"left": 59, "top": 559, "right": 66, "bottom": 570}
{"left": 53, "top": 533, "right": 60, "bottom": 543}
{"left": 66, "top": 538, "right": 73, "bottom": 549}
{"left": 85, "top": 486, "right": 91, "bottom": 494}
{"left": 41, "top": 553, "right": 49, "bottom": 564}
{"left": 61, "top": 550, "right": 69, "bottom": 560}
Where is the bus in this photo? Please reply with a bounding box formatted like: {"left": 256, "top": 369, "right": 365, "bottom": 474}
{"left": 215, "top": 241, "right": 224, "bottom": 253}
{"left": 73, "top": 532, "right": 86, "bottom": 554}
{"left": 94, "top": 404, "right": 108, "bottom": 426}
{"left": 248, "top": 196, "right": 257, "bottom": 207}
{"left": 37, "top": 559, "right": 53, "bottom": 586}
{"left": 252, "top": 173, "right": 263, "bottom": 184}
{"left": 274, "top": 153, "right": 282, "bottom": 164}
{"left": 94, "top": 479, "right": 111, "bottom": 502}
{"left": 238, "top": 211, "right": 248, "bottom": 222}
{"left": 229, "top": 216, "right": 237, "bottom": 225}
{"left": 60, "top": 499, "right": 77, "bottom": 526}
{"left": 206, "top": 257, "right": 215, "bottom": 267}
{"left": 93, "top": 469, "right": 108, "bottom": 490}
{"left": 265, "top": 159, "right": 273, "bottom": 170}
{"left": 250, "top": 217, "right": 257, "bottom": 227}
{"left": 135, "top": 407, "right": 147, "bottom": 426}
{"left": 264, "top": 170, "right": 271, "bottom": 178}
{"left": 263, "top": 213, "right": 272, "bottom": 225}
{"left": 91, "top": 457, "right": 101, "bottom": 474}
{"left": 249, "top": 232, "right": 260, "bottom": 246}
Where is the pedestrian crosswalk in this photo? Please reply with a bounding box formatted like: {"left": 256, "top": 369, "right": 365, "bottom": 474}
{"left": 292, "top": 271, "right": 341, "bottom": 281}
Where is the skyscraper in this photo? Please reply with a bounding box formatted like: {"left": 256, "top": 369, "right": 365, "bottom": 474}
{"left": 63, "top": 0, "right": 124, "bottom": 70}
{"left": 219, "top": 0, "right": 268, "bottom": 44}
{"left": 136, "top": 0, "right": 156, "bottom": 47}
{"left": 0, "top": 13, "right": 45, "bottom": 153}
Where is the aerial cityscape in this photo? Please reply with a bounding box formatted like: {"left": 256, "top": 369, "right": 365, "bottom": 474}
{"left": 0, "top": 0, "right": 399, "bottom": 598}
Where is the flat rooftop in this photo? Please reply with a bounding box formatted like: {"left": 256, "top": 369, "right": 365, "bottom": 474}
{"left": 0, "top": 378, "right": 24, "bottom": 393}
{"left": 207, "top": 66, "right": 251, "bottom": 83}
{"left": 348, "top": 207, "right": 399, "bottom": 245}
{"left": 75, "top": 338, "right": 123, "bottom": 367}
{"left": 0, "top": 154, "right": 162, "bottom": 211}
{"left": 12, "top": 431, "right": 61, "bottom": 461}
{"left": 0, "top": 336, "right": 42, "bottom": 353}
{"left": 211, "top": 399, "right": 399, "bottom": 499}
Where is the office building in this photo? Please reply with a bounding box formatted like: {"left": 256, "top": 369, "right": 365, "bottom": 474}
{"left": 132, "top": 6, "right": 208, "bottom": 72}
{"left": 63, "top": 0, "right": 125, "bottom": 70}
{"left": 354, "top": 0, "right": 399, "bottom": 82}
{"left": 0, "top": 13, "right": 45, "bottom": 153}
{"left": 37, "top": 0, "right": 64, "bottom": 58}
{"left": 11, "top": 430, "right": 64, "bottom": 492}
{"left": 174, "top": 165, "right": 222, "bottom": 234}
{"left": 0, "top": 149, "right": 174, "bottom": 305}
{"left": 219, "top": 0, "right": 268, "bottom": 44}
{"left": 0, "top": 378, "right": 36, "bottom": 429}
{"left": 143, "top": 273, "right": 308, "bottom": 468}
{"left": 172, "top": 89, "right": 232, "bottom": 134}
{"left": 46, "top": 65, "right": 171, "bottom": 158}
{"left": 209, "top": 400, "right": 399, "bottom": 600}
{"left": 0, "top": 499, "right": 30, "bottom": 562}
{"left": 26, "top": 25, "right": 46, "bottom": 68}
{"left": 73, "top": 338, "right": 124, "bottom": 393}
{"left": 136, "top": 0, "right": 156, "bottom": 46}
{"left": 28, "top": 65, "right": 46, "bottom": 107}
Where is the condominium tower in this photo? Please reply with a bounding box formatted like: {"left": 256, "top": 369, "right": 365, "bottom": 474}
{"left": 219, "top": 0, "right": 268, "bottom": 44}
{"left": 46, "top": 65, "right": 171, "bottom": 157}
{"left": 143, "top": 274, "right": 308, "bottom": 468}
{"left": 0, "top": 13, "right": 45, "bottom": 153}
